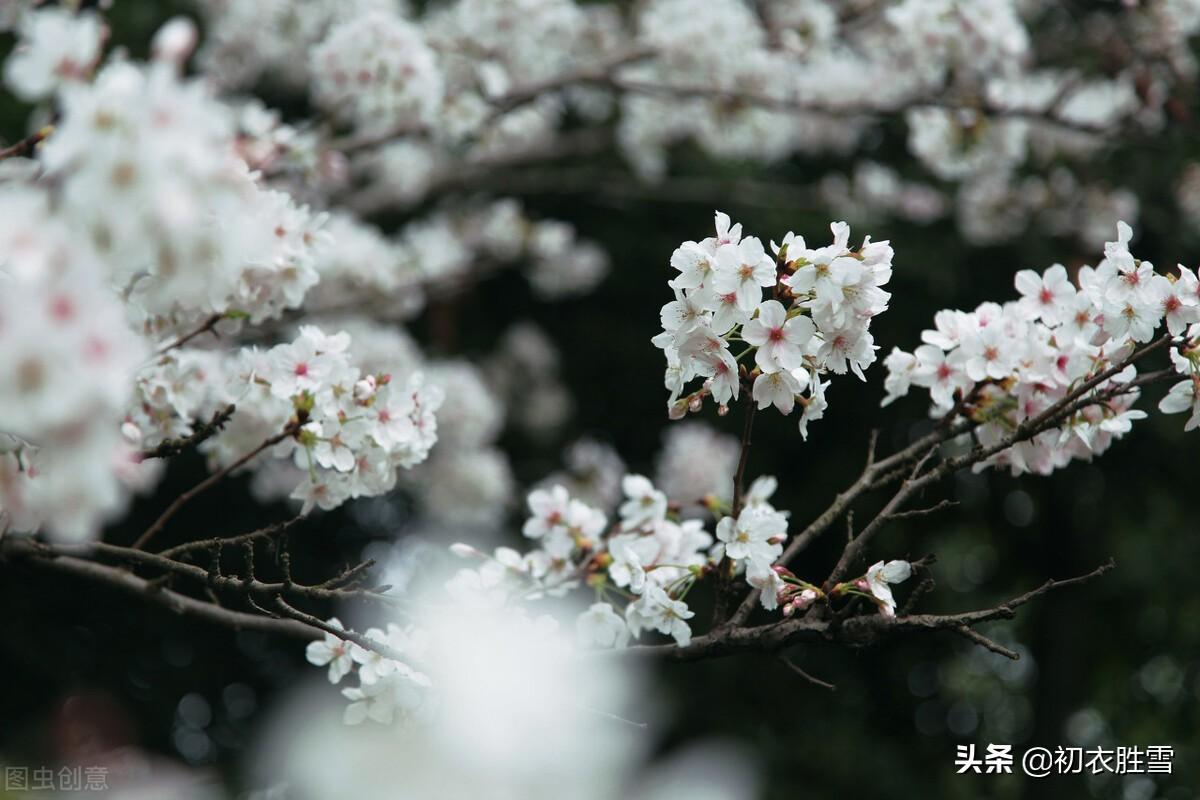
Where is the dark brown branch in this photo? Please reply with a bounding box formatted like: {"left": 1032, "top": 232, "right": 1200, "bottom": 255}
{"left": 728, "top": 421, "right": 968, "bottom": 626}
{"left": 779, "top": 654, "right": 836, "bottom": 690}
{"left": 0, "top": 126, "right": 52, "bottom": 160}
{"left": 628, "top": 560, "right": 1114, "bottom": 663}
{"left": 731, "top": 401, "right": 757, "bottom": 518}
{"left": 825, "top": 336, "right": 1171, "bottom": 586}
{"left": 157, "top": 313, "right": 224, "bottom": 355}
{"left": 132, "top": 425, "right": 296, "bottom": 550}
{"left": 883, "top": 499, "right": 958, "bottom": 521}
{"left": 5, "top": 537, "right": 401, "bottom": 609}
{"left": 139, "top": 404, "right": 236, "bottom": 461}
{"left": 951, "top": 625, "right": 1019, "bottom": 661}
{"left": 712, "top": 401, "right": 756, "bottom": 624}
{"left": 273, "top": 597, "right": 408, "bottom": 662}
{"left": 6, "top": 542, "right": 316, "bottom": 640}
{"left": 611, "top": 78, "right": 1118, "bottom": 136}
{"left": 484, "top": 47, "right": 654, "bottom": 120}
{"left": 158, "top": 514, "right": 304, "bottom": 559}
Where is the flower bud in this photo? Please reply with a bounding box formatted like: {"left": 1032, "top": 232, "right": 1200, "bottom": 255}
{"left": 794, "top": 588, "right": 818, "bottom": 611}
{"left": 151, "top": 17, "right": 198, "bottom": 69}
{"left": 120, "top": 421, "right": 143, "bottom": 443}
{"left": 449, "top": 543, "right": 481, "bottom": 559}
{"left": 354, "top": 375, "right": 378, "bottom": 403}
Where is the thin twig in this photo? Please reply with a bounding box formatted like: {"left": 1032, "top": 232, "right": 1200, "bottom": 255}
{"left": 7, "top": 545, "right": 316, "bottom": 639}
{"left": 713, "top": 401, "right": 756, "bottom": 624}
{"left": 623, "top": 560, "right": 1114, "bottom": 663}
{"left": 132, "top": 425, "right": 296, "bottom": 550}
{"left": 158, "top": 515, "right": 304, "bottom": 560}
{"left": 139, "top": 404, "right": 236, "bottom": 460}
{"left": 157, "top": 313, "right": 224, "bottom": 355}
{"left": 951, "top": 625, "right": 1020, "bottom": 661}
{"left": 0, "top": 126, "right": 52, "bottom": 160}
{"left": 273, "top": 597, "right": 408, "bottom": 661}
{"left": 778, "top": 654, "right": 836, "bottom": 691}
{"left": 885, "top": 499, "right": 958, "bottom": 521}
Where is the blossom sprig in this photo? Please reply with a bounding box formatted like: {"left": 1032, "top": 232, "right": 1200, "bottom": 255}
{"left": 305, "top": 617, "right": 433, "bottom": 726}
{"left": 439, "top": 471, "right": 810, "bottom": 654}
{"left": 829, "top": 560, "right": 915, "bottom": 618}
{"left": 211, "top": 326, "right": 443, "bottom": 514}
{"left": 654, "top": 211, "right": 892, "bottom": 438}
{"left": 1159, "top": 327, "right": 1200, "bottom": 430}
{"left": 883, "top": 222, "right": 1200, "bottom": 476}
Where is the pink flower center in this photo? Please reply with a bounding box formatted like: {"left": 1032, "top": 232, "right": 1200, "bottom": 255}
{"left": 49, "top": 295, "right": 75, "bottom": 321}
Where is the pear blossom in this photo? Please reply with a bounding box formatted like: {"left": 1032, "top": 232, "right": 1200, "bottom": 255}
{"left": 883, "top": 222, "right": 1200, "bottom": 473}
{"left": 4, "top": 7, "right": 104, "bottom": 101}
{"left": 1159, "top": 378, "right": 1200, "bottom": 431}
{"left": 741, "top": 300, "right": 816, "bottom": 372}
{"left": 626, "top": 584, "right": 694, "bottom": 647}
{"left": 576, "top": 603, "right": 630, "bottom": 649}
{"left": 523, "top": 485, "right": 572, "bottom": 539}
{"left": 712, "top": 237, "right": 775, "bottom": 311}
{"left": 306, "top": 619, "right": 355, "bottom": 684}
{"left": 618, "top": 474, "right": 668, "bottom": 530}
{"left": 656, "top": 213, "right": 892, "bottom": 435}
{"left": 865, "top": 560, "right": 913, "bottom": 617}
{"left": 715, "top": 507, "right": 786, "bottom": 569}
{"left": 747, "top": 562, "right": 787, "bottom": 611}
{"left": 752, "top": 369, "right": 806, "bottom": 414}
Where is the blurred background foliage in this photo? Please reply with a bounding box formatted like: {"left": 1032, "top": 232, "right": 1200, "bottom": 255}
{"left": 1, "top": 2, "right": 1197, "bottom": 799}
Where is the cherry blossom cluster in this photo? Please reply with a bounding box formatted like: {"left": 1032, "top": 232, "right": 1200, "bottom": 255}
{"left": 655, "top": 212, "right": 892, "bottom": 438}
{"left": 180, "top": 0, "right": 1200, "bottom": 249}
{"left": 883, "top": 222, "right": 1200, "bottom": 476}
{"left": 305, "top": 617, "right": 432, "bottom": 726}
{"left": 441, "top": 475, "right": 715, "bottom": 648}
{"left": 438, "top": 470, "right": 917, "bottom": 652}
{"left": 211, "top": 326, "right": 442, "bottom": 514}
{"left": 0, "top": 186, "right": 152, "bottom": 540}
{"left": 36, "top": 55, "right": 333, "bottom": 337}
{"left": 310, "top": 9, "right": 443, "bottom": 136}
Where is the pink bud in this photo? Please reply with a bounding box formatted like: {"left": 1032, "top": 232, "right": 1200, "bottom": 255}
{"left": 794, "top": 588, "right": 818, "bottom": 611}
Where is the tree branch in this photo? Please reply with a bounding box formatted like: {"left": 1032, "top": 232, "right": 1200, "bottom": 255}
{"left": 5, "top": 542, "right": 317, "bottom": 640}
{"left": 0, "top": 125, "right": 53, "bottom": 160}
{"left": 628, "top": 560, "right": 1114, "bottom": 663}
{"left": 157, "top": 313, "right": 224, "bottom": 355}
{"left": 132, "top": 425, "right": 297, "bottom": 550}
{"left": 778, "top": 654, "right": 836, "bottom": 690}
{"left": 139, "top": 404, "right": 237, "bottom": 461}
